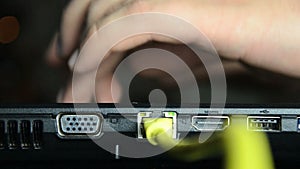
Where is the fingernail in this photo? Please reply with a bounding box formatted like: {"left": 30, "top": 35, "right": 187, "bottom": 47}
{"left": 68, "top": 49, "right": 79, "bottom": 71}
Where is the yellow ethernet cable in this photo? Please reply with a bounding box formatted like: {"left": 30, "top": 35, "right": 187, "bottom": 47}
{"left": 143, "top": 118, "right": 274, "bottom": 169}
{"left": 223, "top": 125, "right": 274, "bottom": 169}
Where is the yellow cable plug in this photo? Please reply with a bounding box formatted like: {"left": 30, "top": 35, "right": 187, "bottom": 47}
{"left": 143, "top": 118, "right": 174, "bottom": 146}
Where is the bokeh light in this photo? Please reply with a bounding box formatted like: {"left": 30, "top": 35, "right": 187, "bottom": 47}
{"left": 0, "top": 16, "right": 20, "bottom": 44}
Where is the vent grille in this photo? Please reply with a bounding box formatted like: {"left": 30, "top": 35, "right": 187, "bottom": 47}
{"left": 0, "top": 120, "right": 43, "bottom": 150}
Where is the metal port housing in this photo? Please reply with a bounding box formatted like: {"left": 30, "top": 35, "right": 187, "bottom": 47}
{"left": 192, "top": 116, "right": 230, "bottom": 131}
{"left": 247, "top": 116, "right": 281, "bottom": 132}
{"left": 56, "top": 113, "right": 103, "bottom": 139}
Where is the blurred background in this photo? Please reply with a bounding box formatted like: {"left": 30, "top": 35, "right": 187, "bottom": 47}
{"left": 1, "top": 0, "right": 300, "bottom": 104}
{"left": 0, "top": 0, "right": 68, "bottom": 103}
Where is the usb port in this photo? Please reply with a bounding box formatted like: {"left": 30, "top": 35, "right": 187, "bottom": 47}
{"left": 247, "top": 116, "right": 281, "bottom": 132}
{"left": 192, "top": 116, "right": 230, "bottom": 131}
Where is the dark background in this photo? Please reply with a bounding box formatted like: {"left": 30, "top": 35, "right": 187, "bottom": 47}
{"left": 0, "top": 0, "right": 68, "bottom": 103}
{"left": 1, "top": 0, "right": 300, "bottom": 104}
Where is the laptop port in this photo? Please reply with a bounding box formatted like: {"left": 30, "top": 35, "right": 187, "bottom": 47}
{"left": 137, "top": 111, "right": 177, "bottom": 139}
{"left": 247, "top": 116, "right": 281, "bottom": 132}
{"left": 56, "top": 113, "right": 103, "bottom": 139}
{"left": 192, "top": 116, "right": 230, "bottom": 131}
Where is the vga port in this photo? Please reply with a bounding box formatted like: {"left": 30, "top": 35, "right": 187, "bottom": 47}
{"left": 57, "top": 113, "right": 103, "bottom": 139}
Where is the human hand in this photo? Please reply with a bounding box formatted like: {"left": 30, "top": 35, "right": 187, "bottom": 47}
{"left": 46, "top": 0, "right": 300, "bottom": 103}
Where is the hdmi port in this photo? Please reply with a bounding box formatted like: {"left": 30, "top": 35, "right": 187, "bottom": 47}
{"left": 192, "top": 116, "right": 230, "bottom": 131}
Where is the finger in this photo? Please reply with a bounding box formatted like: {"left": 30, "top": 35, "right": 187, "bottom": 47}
{"left": 60, "top": 73, "right": 122, "bottom": 103}
{"left": 76, "top": 29, "right": 182, "bottom": 73}
{"left": 74, "top": 0, "right": 221, "bottom": 72}
{"left": 61, "top": 0, "right": 92, "bottom": 58}
{"left": 95, "top": 73, "right": 122, "bottom": 103}
{"left": 46, "top": 33, "right": 63, "bottom": 66}
{"left": 60, "top": 51, "right": 124, "bottom": 103}
{"left": 59, "top": 76, "right": 122, "bottom": 103}
{"left": 91, "top": 0, "right": 300, "bottom": 77}
{"left": 46, "top": 0, "right": 91, "bottom": 65}
{"left": 74, "top": 0, "right": 300, "bottom": 77}
{"left": 87, "top": 0, "right": 133, "bottom": 27}
{"left": 60, "top": 73, "right": 94, "bottom": 103}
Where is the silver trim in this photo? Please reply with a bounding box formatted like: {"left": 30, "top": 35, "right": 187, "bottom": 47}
{"left": 56, "top": 113, "right": 104, "bottom": 139}
{"left": 247, "top": 116, "right": 281, "bottom": 132}
{"left": 192, "top": 116, "right": 230, "bottom": 131}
